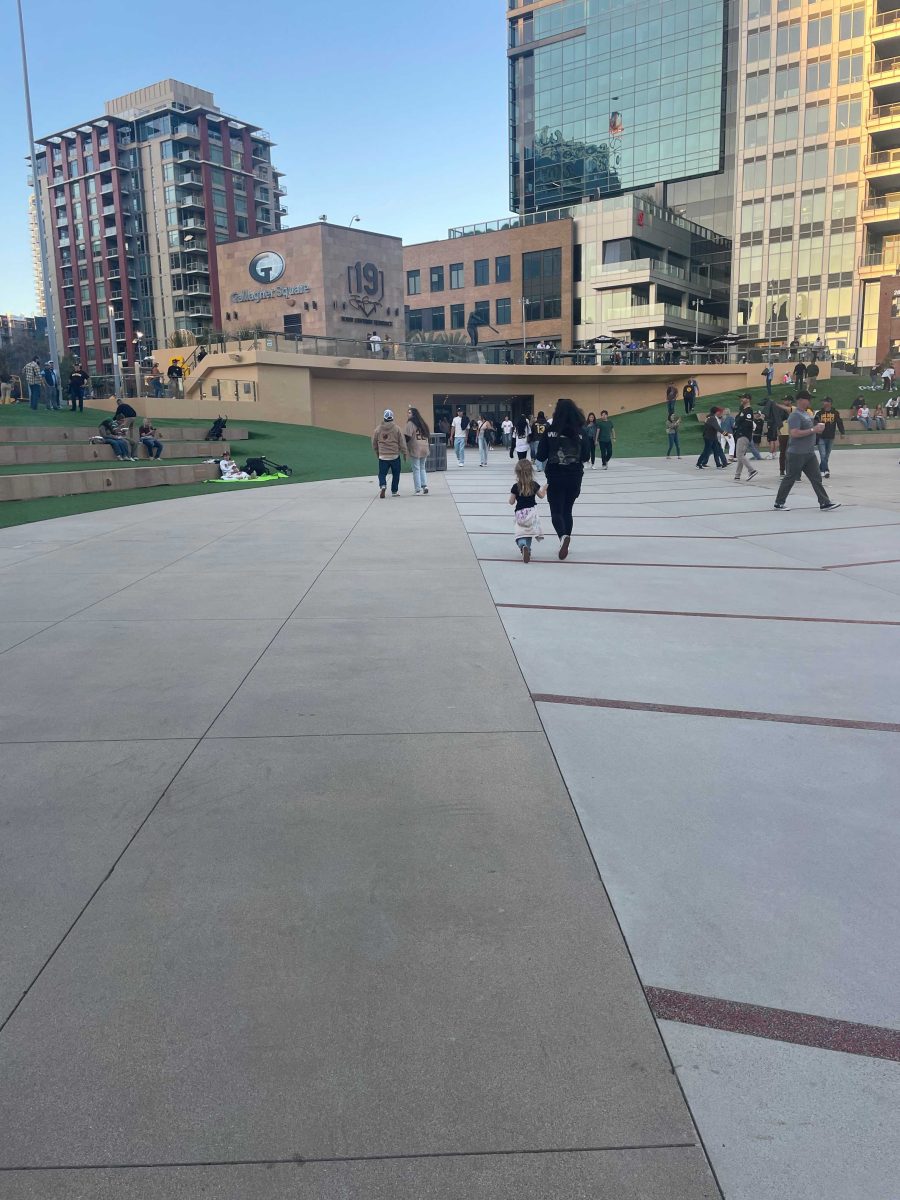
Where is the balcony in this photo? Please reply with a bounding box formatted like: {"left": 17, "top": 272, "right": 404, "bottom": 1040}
{"left": 274, "top": 183, "right": 287, "bottom": 196}
{"left": 602, "top": 303, "right": 728, "bottom": 333}
{"left": 173, "top": 282, "right": 211, "bottom": 296}
{"left": 595, "top": 258, "right": 715, "bottom": 296}
{"left": 177, "top": 193, "right": 205, "bottom": 210}
{"left": 869, "top": 100, "right": 900, "bottom": 125}
{"left": 177, "top": 149, "right": 201, "bottom": 166}
{"left": 873, "top": 7, "right": 900, "bottom": 38}
{"left": 180, "top": 217, "right": 206, "bottom": 231}
{"left": 178, "top": 172, "right": 204, "bottom": 188}
{"left": 180, "top": 258, "right": 210, "bottom": 273}
{"left": 277, "top": 205, "right": 288, "bottom": 216}
{"left": 858, "top": 250, "right": 900, "bottom": 276}
{"left": 872, "top": 53, "right": 900, "bottom": 78}
{"left": 862, "top": 190, "right": 900, "bottom": 228}
{"left": 172, "top": 124, "right": 200, "bottom": 142}
{"left": 865, "top": 146, "right": 900, "bottom": 186}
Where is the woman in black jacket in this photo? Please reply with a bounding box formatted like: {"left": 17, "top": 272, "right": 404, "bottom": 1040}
{"left": 536, "top": 397, "right": 591, "bottom": 559}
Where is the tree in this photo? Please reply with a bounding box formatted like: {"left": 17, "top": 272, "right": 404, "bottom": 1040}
{"left": 0, "top": 326, "right": 50, "bottom": 377}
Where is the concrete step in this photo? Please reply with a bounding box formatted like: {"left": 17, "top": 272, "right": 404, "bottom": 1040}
{"left": 0, "top": 462, "right": 218, "bottom": 502}
{"left": 0, "top": 425, "right": 247, "bottom": 444}
{"left": 0, "top": 441, "right": 222, "bottom": 466}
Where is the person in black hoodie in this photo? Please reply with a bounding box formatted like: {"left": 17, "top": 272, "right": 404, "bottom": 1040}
{"left": 733, "top": 395, "right": 758, "bottom": 481}
{"left": 536, "top": 397, "right": 591, "bottom": 559}
{"left": 814, "top": 397, "right": 845, "bottom": 478}
{"left": 696, "top": 406, "right": 728, "bottom": 469}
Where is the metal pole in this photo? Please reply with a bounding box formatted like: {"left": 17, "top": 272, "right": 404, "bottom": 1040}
{"left": 108, "top": 308, "right": 122, "bottom": 397}
{"left": 694, "top": 300, "right": 700, "bottom": 358}
{"left": 521, "top": 296, "right": 527, "bottom": 363}
{"left": 17, "top": 0, "right": 60, "bottom": 374}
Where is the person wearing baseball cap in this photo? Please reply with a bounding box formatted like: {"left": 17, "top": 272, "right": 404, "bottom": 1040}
{"left": 696, "top": 405, "right": 728, "bottom": 469}
{"left": 371, "top": 409, "right": 407, "bottom": 498}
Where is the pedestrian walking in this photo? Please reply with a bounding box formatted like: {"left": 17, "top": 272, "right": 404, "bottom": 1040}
{"left": 793, "top": 360, "right": 806, "bottom": 390}
{"left": 596, "top": 409, "right": 615, "bottom": 468}
{"left": 501, "top": 415, "right": 513, "bottom": 449}
{"left": 508, "top": 457, "right": 546, "bottom": 564}
{"left": 761, "top": 362, "right": 774, "bottom": 396}
{"left": 696, "top": 407, "right": 728, "bottom": 469}
{"left": 666, "top": 382, "right": 678, "bottom": 417}
{"left": 24, "top": 357, "right": 42, "bottom": 410}
{"left": 535, "top": 397, "right": 591, "bottom": 560}
{"left": 666, "top": 410, "right": 682, "bottom": 459}
{"left": 749, "top": 411, "right": 764, "bottom": 460}
{"left": 477, "top": 415, "right": 493, "bottom": 466}
{"left": 774, "top": 393, "right": 841, "bottom": 510}
{"left": 814, "top": 398, "right": 844, "bottom": 478}
{"left": 405, "top": 406, "right": 430, "bottom": 494}
{"left": 778, "top": 400, "right": 795, "bottom": 475}
{"left": 372, "top": 408, "right": 407, "bottom": 497}
{"left": 682, "top": 379, "right": 696, "bottom": 414}
{"left": 451, "top": 407, "right": 468, "bottom": 466}
{"left": 583, "top": 411, "right": 598, "bottom": 468}
{"left": 719, "top": 408, "right": 736, "bottom": 459}
{"left": 531, "top": 410, "right": 549, "bottom": 470}
{"left": 733, "top": 395, "right": 758, "bottom": 481}
{"left": 511, "top": 414, "right": 531, "bottom": 460}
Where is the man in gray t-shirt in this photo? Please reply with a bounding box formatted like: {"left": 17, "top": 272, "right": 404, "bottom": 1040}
{"left": 774, "top": 393, "right": 840, "bottom": 511}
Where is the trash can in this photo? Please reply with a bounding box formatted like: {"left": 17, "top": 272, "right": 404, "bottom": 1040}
{"left": 426, "top": 433, "right": 447, "bottom": 473}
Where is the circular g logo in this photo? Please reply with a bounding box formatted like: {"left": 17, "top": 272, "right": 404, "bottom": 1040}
{"left": 249, "top": 251, "right": 285, "bottom": 285}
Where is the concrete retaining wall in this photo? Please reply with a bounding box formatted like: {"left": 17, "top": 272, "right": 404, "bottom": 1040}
{"left": 0, "top": 462, "right": 218, "bottom": 502}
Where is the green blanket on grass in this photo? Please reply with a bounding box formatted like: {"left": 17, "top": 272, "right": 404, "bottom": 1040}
{"left": 208, "top": 472, "right": 289, "bottom": 484}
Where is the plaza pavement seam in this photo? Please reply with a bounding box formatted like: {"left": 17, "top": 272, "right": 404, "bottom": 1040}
{"left": 444, "top": 473, "right": 726, "bottom": 1200}
{"left": 497, "top": 602, "right": 900, "bottom": 627}
{"left": 531, "top": 694, "right": 900, "bottom": 735}
{"left": 0, "top": 491, "right": 377, "bottom": 1038}
{"left": 0, "top": 492, "right": 305, "bottom": 661}
{"left": 0, "top": 1141, "right": 702, "bottom": 1174}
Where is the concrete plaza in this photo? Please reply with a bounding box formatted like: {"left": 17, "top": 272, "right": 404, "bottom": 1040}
{"left": 0, "top": 444, "right": 898, "bottom": 1198}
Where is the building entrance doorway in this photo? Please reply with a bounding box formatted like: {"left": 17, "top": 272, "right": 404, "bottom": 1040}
{"left": 433, "top": 394, "right": 535, "bottom": 436}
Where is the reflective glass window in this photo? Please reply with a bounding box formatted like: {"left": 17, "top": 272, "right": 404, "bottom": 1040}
{"left": 407, "top": 269, "right": 421, "bottom": 295}
{"left": 450, "top": 263, "right": 464, "bottom": 289}
{"left": 496, "top": 297, "right": 512, "bottom": 324}
{"left": 474, "top": 258, "right": 489, "bottom": 286}
{"left": 430, "top": 266, "right": 444, "bottom": 291}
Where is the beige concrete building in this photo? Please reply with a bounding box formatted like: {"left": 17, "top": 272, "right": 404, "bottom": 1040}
{"left": 34, "top": 79, "right": 283, "bottom": 376}
{"left": 216, "top": 223, "right": 404, "bottom": 344}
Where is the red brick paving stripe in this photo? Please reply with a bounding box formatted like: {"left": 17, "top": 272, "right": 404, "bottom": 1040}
{"left": 531, "top": 693, "right": 900, "bottom": 734}
{"left": 478, "top": 557, "right": 819, "bottom": 571}
{"left": 470, "top": 531, "right": 735, "bottom": 540}
{"left": 499, "top": 602, "right": 900, "bottom": 626}
{"left": 646, "top": 987, "right": 900, "bottom": 1062}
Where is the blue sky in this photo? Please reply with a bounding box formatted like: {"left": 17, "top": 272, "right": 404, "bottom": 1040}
{"left": 0, "top": 0, "right": 510, "bottom": 314}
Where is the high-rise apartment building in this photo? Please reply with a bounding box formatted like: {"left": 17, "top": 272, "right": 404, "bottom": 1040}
{"left": 33, "top": 79, "right": 284, "bottom": 374}
{"left": 28, "top": 193, "right": 46, "bottom": 317}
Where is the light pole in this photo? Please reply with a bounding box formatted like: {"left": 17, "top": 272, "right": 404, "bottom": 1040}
{"left": 132, "top": 331, "right": 144, "bottom": 397}
{"left": 17, "top": 0, "right": 60, "bottom": 375}
{"left": 692, "top": 298, "right": 702, "bottom": 362}
{"left": 108, "top": 307, "right": 122, "bottom": 398}
{"left": 520, "top": 295, "right": 527, "bottom": 363}
{"left": 348, "top": 214, "right": 360, "bottom": 228}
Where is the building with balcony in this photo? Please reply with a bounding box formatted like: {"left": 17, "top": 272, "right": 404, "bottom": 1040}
{"left": 33, "top": 79, "right": 284, "bottom": 376}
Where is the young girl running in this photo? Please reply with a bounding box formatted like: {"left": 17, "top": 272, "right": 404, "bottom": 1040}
{"left": 508, "top": 458, "right": 546, "bottom": 563}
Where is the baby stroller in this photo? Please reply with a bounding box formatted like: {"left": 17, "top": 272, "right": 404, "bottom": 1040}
{"left": 243, "top": 454, "right": 293, "bottom": 477}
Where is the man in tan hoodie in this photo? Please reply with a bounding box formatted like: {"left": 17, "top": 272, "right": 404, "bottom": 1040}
{"left": 372, "top": 408, "right": 408, "bottom": 498}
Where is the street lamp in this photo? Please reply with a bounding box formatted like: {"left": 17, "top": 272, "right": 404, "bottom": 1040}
{"left": 520, "top": 296, "right": 527, "bottom": 362}
{"left": 108, "top": 307, "right": 122, "bottom": 398}
{"left": 691, "top": 298, "right": 702, "bottom": 361}
{"left": 132, "top": 331, "right": 144, "bottom": 397}
{"left": 349, "top": 214, "right": 361, "bottom": 228}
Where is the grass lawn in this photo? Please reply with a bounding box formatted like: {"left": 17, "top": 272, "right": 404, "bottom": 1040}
{"left": 0, "top": 406, "right": 376, "bottom": 529}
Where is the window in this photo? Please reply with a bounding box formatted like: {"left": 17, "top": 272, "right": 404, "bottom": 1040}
{"left": 748, "top": 0, "right": 770, "bottom": 16}
{"left": 838, "top": 53, "right": 863, "bottom": 84}
{"left": 746, "top": 72, "right": 770, "bottom": 105}
{"left": 836, "top": 99, "right": 861, "bottom": 130}
{"left": 771, "top": 151, "right": 796, "bottom": 186}
{"left": 430, "top": 265, "right": 444, "bottom": 291}
{"left": 804, "top": 103, "right": 830, "bottom": 137}
{"left": 774, "top": 109, "right": 798, "bottom": 141}
{"left": 828, "top": 231, "right": 855, "bottom": 273}
{"left": 839, "top": 7, "right": 864, "bottom": 39}
{"left": 474, "top": 300, "right": 490, "bottom": 326}
{"left": 744, "top": 114, "right": 769, "bottom": 149}
{"left": 406, "top": 307, "right": 423, "bottom": 333}
{"left": 775, "top": 64, "right": 800, "bottom": 99}
{"left": 747, "top": 30, "right": 770, "bottom": 61}
{"left": 474, "top": 258, "right": 489, "bottom": 286}
{"left": 450, "top": 302, "right": 465, "bottom": 329}
{"left": 802, "top": 147, "right": 829, "bottom": 181}
{"left": 834, "top": 142, "right": 860, "bottom": 174}
{"left": 283, "top": 313, "right": 302, "bottom": 339}
{"left": 800, "top": 189, "right": 826, "bottom": 223}
{"left": 450, "top": 262, "right": 464, "bottom": 289}
{"left": 522, "top": 247, "right": 561, "bottom": 320}
{"left": 806, "top": 59, "right": 831, "bottom": 91}
{"left": 741, "top": 199, "right": 765, "bottom": 233}
{"left": 495, "top": 255, "right": 511, "bottom": 282}
{"left": 796, "top": 233, "right": 824, "bottom": 277}
{"left": 407, "top": 269, "right": 421, "bottom": 295}
{"left": 831, "top": 184, "right": 857, "bottom": 220}
{"left": 743, "top": 158, "right": 768, "bottom": 189}
{"left": 807, "top": 15, "right": 831, "bottom": 47}
{"left": 214, "top": 211, "right": 228, "bottom": 231}
{"left": 496, "top": 297, "right": 512, "bottom": 324}
{"left": 430, "top": 306, "right": 445, "bottom": 331}
{"left": 770, "top": 194, "right": 795, "bottom": 226}
{"left": 776, "top": 22, "right": 801, "bottom": 54}
{"left": 212, "top": 188, "right": 227, "bottom": 210}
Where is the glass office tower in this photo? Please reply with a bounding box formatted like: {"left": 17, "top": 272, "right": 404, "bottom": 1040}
{"left": 508, "top": 0, "right": 729, "bottom": 214}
